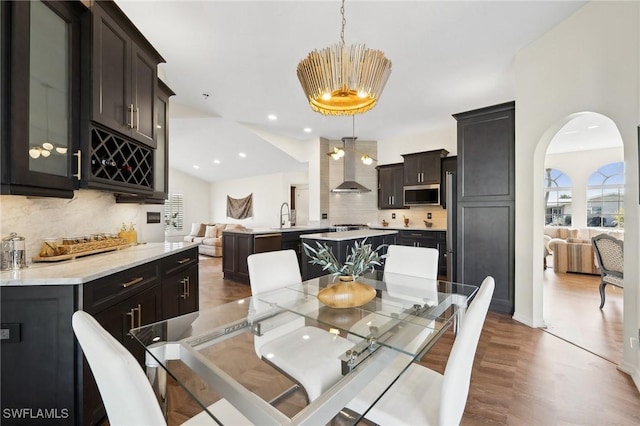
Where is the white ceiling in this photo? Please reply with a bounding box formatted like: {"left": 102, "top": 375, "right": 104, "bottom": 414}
{"left": 115, "top": 0, "right": 587, "bottom": 183}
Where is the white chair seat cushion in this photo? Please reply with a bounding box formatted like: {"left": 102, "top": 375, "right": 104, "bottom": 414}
{"left": 182, "top": 398, "right": 253, "bottom": 425}
{"left": 603, "top": 275, "right": 624, "bottom": 286}
{"left": 347, "top": 359, "right": 442, "bottom": 426}
{"left": 258, "top": 326, "right": 353, "bottom": 401}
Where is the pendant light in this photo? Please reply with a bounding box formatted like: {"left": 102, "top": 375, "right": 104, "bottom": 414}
{"left": 297, "top": 0, "right": 392, "bottom": 116}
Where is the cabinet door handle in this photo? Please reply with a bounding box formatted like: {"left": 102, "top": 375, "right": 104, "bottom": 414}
{"left": 177, "top": 258, "right": 191, "bottom": 265}
{"left": 185, "top": 277, "right": 190, "bottom": 298}
{"left": 136, "top": 107, "right": 140, "bottom": 131}
{"left": 122, "top": 277, "right": 144, "bottom": 288}
{"left": 128, "top": 104, "right": 135, "bottom": 128}
{"left": 180, "top": 278, "right": 187, "bottom": 299}
{"left": 136, "top": 304, "right": 142, "bottom": 328}
{"left": 73, "top": 150, "right": 81, "bottom": 180}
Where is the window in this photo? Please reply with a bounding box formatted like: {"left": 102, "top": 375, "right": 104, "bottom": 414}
{"left": 164, "top": 194, "right": 184, "bottom": 233}
{"left": 544, "top": 168, "right": 572, "bottom": 226}
{"left": 587, "top": 162, "right": 624, "bottom": 228}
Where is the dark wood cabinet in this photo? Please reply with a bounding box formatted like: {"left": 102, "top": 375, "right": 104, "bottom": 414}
{"left": 453, "top": 101, "right": 515, "bottom": 314}
{"left": 402, "top": 149, "right": 449, "bottom": 186}
{"left": 90, "top": 1, "right": 162, "bottom": 148}
{"left": 1, "top": 0, "right": 84, "bottom": 199}
{"left": 377, "top": 163, "right": 406, "bottom": 209}
{"left": 396, "top": 230, "right": 447, "bottom": 276}
{"left": 223, "top": 231, "right": 254, "bottom": 284}
{"left": 0, "top": 247, "right": 198, "bottom": 426}
{"left": 161, "top": 248, "right": 199, "bottom": 320}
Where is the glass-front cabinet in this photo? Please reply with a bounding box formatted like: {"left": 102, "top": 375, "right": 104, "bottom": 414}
{"left": 1, "top": 1, "right": 84, "bottom": 198}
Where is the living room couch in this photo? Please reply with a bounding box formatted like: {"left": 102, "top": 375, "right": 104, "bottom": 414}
{"left": 544, "top": 226, "right": 624, "bottom": 274}
{"left": 184, "top": 223, "right": 245, "bottom": 257}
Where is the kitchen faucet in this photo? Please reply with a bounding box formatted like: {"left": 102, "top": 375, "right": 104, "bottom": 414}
{"left": 280, "top": 202, "right": 290, "bottom": 228}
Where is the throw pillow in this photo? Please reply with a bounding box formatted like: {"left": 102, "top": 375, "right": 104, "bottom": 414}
{"left": 214, "top": 224, "right": 227, "bottom": 237}
{"left": 204, "top": 225, "right": 217, "bottom": 238}
{"left": 189, "top": 223, "right": 206, "bottom": 237}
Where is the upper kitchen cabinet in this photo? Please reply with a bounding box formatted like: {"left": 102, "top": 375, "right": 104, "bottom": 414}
{"left": 89, "top": 0, "right": 164, "bottom": 148}
{"left": 116, "top": 79, "right": 174, "bottom": 204}
{"left": 402, "top": 149, "right": 449, "bottom": 186}
{"left": 1, "top": 0, "right": 85, "bottom": 199}
{"left": 377, "top": 163, "right": 406, "bottom": 209}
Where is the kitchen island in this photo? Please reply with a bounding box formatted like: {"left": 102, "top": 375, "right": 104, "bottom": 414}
{"left": 222, "top": 225, "right": 331, "bottom": 284}
{"left": 300, "top": 229, "right": 398, "bottom": 280}
{"left": 0, "top": 242, "right": 199, "bottom": 425}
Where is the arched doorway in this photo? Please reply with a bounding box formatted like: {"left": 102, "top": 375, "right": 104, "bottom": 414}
{"left": 540, "top": 112, "right": 625, "bottom": 362}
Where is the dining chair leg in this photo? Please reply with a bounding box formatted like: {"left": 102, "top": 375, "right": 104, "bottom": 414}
{"left": 599, "top": 281, "right": 607, "bottom": 309}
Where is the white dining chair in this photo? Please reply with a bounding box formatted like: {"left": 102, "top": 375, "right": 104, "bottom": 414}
{"left": 347, "top": 276, "right": 495, "bottom": 426}
{"left": 247, "top": 250, "right": 354, "bottom": 401}
{"left": 72, "top": 310, "right": 252, "bottom": 426}
{"left": 384, "top": 244, "right": 439, "bottom": 279}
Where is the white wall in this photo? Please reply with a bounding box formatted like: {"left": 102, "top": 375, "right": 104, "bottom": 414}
{"left": 377, "top": 125, "right": 457, "bottom": 166}
{"left": 545, "top": 147, "right": 624, "bottom": 228}
{"left": 514, "top": 1, "right": 639, "bottom": 386}
{"left": 167, "top": 168, "right": 211, "bottom": 240}
{"left": 210, "top": 170, "right": 308, "bottom": 228}
{"left": 0, "top": 190, "right": 164, "bottom": 261}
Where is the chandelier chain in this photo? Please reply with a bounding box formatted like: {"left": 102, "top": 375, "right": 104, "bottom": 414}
{"left": 340, "top": 0, "right": 346, "bottom": 47}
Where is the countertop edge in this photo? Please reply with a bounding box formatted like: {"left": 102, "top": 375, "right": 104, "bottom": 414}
{"left": 0, "top": 243, "right": 198, "bottom": 287}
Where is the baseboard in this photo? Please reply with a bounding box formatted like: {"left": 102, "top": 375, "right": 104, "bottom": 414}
{"left": 617, "top": 360, "right": 640, "bottom": 392}
{"left": 511, "top": 312, "right": 546, "bottom": 328}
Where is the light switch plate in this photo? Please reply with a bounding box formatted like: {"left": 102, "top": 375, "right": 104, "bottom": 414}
{"left": 0, "top": 323, "right": 21, "bottom": 343}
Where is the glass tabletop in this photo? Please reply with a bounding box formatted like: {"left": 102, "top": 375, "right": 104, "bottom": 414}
{"left": 130, "top": 272, "right": 478, "bottom": 425}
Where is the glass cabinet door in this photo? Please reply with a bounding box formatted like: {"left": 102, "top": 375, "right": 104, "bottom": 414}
{"left": 28, "top": 0, "right": 70, "bottom": 177}
{"left": 4, "top": 0, "right": 82, "bottom": 197}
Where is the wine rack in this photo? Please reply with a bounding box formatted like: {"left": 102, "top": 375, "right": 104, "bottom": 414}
{"left": 90, "top": 126, "right": 153, "bottom": 189}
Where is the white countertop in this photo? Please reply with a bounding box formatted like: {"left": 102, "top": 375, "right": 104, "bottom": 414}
{"left": 370, "top": 226, "right": 447, "bottom": 232}
{"left": 223, "top": 225, "right": 331, "bottom": 235}
{"left": 300, "top": 229, "right": 398, "bottom": 241}
{"left": 0, "top": 242, "right": 198, "bottom": 286}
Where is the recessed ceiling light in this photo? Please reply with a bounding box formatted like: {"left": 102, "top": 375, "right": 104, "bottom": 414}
{"left": 239, "top": 152, "right": 246, "bottom": 158}
{"left": 193, "top": 165, "right": 200, "bottom": 169}
{"left": 268, "top": 114, "right": 277, "bottom": 121}
{"left": 303, "top": 127, "right": 312, "bottom": 133}
{"left": 213, "top": 159, "right": 221, "bottom": 164}
{"left": 587, "top": 125, "right": 599, "bottom": 129}
{"left": 563, "top": 130, "right": 578, "bottom": 135}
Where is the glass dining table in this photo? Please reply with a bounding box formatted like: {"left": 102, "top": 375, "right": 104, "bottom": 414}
{"left": 130, "top": 271, "right": 478, "bottom": 425}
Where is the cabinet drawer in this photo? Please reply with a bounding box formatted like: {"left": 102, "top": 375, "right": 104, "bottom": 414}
{"left": 83, "top": 262, "right": 159, "bottom": 313}
{"left": 161, "top": 247, "right": 198, "bottom": 276}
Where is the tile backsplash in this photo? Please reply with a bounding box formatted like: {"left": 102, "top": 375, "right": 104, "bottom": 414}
{"left": 0, "top": 190, "right": 164, "bottom": 263}
{"left": 376, "top": 205, "right": 447, "bottom": 229}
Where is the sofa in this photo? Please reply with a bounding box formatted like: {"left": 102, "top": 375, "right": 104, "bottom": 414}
{"left": 544, "top": 226, "right": 624, "bottom": 274}
{"left": 183, "top": 223, "right": 245, "bottom": 257}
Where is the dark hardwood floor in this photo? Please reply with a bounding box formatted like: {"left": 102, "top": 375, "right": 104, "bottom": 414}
{"left": 166, "top": 255, "right": 640, "bottom": 425}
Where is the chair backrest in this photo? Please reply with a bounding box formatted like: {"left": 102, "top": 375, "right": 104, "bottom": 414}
{"left": 383, "top": 245, "right": 439, "bottom": 279}
{"left": 592, "top": 234, "right": 624, "bottom": 277}
{"left": 72, "top": 311, "right": 166, "bottom": 426}
{"left": 247, "top": 249, "right": 302, "bottom": 295}
{"left": 440, "top": 276, "right": 495, "bottom": 426}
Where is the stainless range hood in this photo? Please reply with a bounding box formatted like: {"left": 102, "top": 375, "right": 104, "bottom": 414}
{"left": 331, "top": 137, "right": 371, "bottom": 193}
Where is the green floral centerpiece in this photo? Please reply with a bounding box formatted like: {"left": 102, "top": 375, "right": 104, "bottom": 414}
{"left": 303, "top": 238, "right": 387, "bottom": 280}
{"left": 303, "top": 239, "right": 387, "bottom": 308}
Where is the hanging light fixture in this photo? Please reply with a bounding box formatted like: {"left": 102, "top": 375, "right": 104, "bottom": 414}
{"left": 297, "top": 0, "right": 392, "bottom": 116}
{"left": 326, "top": 116, "right": 376, "bottom": 165}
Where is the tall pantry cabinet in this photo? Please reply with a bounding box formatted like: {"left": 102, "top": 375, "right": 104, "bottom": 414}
{"left": 453, "top": 101, "right": 515, "bottom": 314}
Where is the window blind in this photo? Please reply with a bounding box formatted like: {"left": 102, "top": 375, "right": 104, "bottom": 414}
{"left": 164, "top": 193, "right": 184, "bottom": 233}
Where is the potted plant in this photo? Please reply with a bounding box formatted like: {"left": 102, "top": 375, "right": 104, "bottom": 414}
{"left": 303, "top": 238, "right": 387, "bottom": 280}
{"left": 302, "top": 238, "right": 387, "bottom": 308}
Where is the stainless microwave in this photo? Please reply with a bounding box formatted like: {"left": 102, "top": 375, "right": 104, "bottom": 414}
{"left": 404, "top": 184, "right": 440, "bottom": 205}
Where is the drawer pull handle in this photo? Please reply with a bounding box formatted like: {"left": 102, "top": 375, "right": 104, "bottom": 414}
{"left": 177, "top": 258, "right": 191, "bottom": 264}
{"left": 122, "top": 277, "right": 144, "bottom": 288}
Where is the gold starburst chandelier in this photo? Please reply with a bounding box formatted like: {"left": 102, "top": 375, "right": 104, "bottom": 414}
{"left": 297, "top": 0, "right": 392, "bottom": 116}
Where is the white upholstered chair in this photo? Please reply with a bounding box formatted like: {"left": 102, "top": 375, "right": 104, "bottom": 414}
{"left": 384, "top": 244, "right": 439, "bottom": 279}
{"left": 72, "top": 310, "right": 252, "bottom": 426}
{"left": 247, "top": 250, "right": 353, "bottom": 401}
{"left": 346, "top": 276, "right": 495, "bottom": 426}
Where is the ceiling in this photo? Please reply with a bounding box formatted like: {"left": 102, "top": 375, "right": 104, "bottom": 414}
{"left": 115, "top": 0, "right": 587, "bottom": 183}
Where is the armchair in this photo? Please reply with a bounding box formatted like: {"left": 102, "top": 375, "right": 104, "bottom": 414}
{"left": 592, "top": 234, "right": 624, "bottom": 309}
